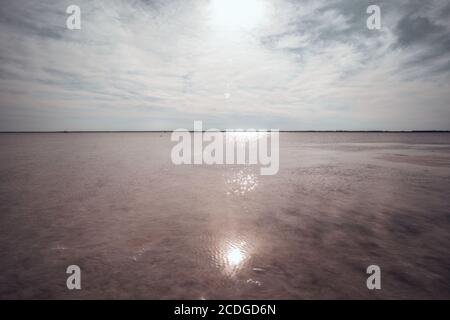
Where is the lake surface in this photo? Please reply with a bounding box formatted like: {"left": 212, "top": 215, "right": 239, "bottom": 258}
{"left": 0, "top": 132, "right": 449, "bottom": 299}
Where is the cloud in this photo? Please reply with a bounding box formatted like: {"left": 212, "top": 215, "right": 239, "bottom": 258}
{"left": 0, "top": 0, "right": 449, "bottom": 131}
{"left": 395, "top": 14, "right": 450, "bottom": 75}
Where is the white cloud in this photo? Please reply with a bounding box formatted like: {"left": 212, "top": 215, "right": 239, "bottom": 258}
{"left": 0, "top": 0, "right": 449, "bottom": 131}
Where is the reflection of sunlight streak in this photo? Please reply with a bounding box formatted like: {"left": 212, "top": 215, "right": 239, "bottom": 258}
{"left": 225, "top": 169, "right": 258, "bottom": 195}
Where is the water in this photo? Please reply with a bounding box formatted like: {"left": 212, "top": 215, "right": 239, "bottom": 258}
{"left": 0, "top": 132, "right": 449, "bottom": 299}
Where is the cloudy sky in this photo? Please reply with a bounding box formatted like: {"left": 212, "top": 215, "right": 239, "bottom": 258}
{"left": 0, "top": 0, "right": 449, "bottom": 131}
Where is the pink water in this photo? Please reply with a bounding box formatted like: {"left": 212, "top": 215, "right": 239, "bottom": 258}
{"left": 0, "top": 133, "right": 449, "bottom": 299}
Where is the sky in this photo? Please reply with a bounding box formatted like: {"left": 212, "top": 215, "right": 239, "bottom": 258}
{"left": 0, "top": 0, "right": 449, "bottom": 131}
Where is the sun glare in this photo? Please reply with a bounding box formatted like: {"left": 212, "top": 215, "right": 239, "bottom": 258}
{"left": 226, "top": 246, "right": 245, "bottom": 266}
{"left": 209, "top": 0, "right": 267, "bottom": 31}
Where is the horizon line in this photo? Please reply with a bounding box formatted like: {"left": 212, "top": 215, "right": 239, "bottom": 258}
{"left": 1, "top": 130, "right": 450, "bottom": 133}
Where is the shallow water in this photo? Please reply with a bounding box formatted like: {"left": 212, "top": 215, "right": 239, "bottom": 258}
{"left": 0, "top": 132, "right": 449, "bottom": 299}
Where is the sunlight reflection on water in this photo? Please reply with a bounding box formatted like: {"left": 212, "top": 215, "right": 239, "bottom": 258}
{"left": 213, "top": 239, "right": 250, "bottom": 277}
{"left": 225, "top": 169, "right": 259, "bottom": 195}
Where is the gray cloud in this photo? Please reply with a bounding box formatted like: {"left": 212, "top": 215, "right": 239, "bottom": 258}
{"left": 395, "top": 14, "right": 450, "bottom": 74}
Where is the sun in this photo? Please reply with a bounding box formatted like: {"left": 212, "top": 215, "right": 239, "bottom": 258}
{"left": 208, "top": 0, "right": 267, "bottom": 31}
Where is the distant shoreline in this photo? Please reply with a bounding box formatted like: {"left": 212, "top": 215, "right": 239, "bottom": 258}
{"left": 1, "top": 130, "right": 449, "bottom": 133}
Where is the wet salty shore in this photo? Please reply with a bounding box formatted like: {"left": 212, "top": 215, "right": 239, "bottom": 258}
{"left": 0, "top": 132, "right": 449, "bottom": 299}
